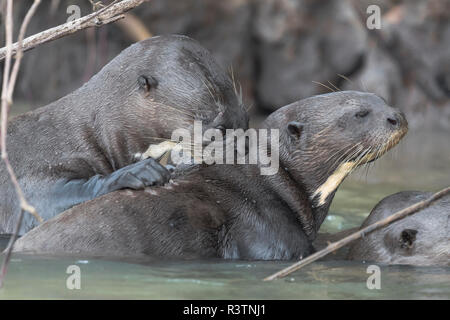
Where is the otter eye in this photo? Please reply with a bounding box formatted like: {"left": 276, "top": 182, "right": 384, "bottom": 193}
{"left": 355, "top": 110, "right": 370, "bottom": 118}
{"left": 216, "top": 126, "right": 226, "bottom": 135}
{"left": 138, "top": 75, "right": 158, "bottom": 93}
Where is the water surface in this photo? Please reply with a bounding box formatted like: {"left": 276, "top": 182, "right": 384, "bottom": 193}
{"left": 0, "top": 128, "right": 449, "bottom": 299}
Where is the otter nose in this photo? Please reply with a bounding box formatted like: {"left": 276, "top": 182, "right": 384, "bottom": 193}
{"left": 387, "top": 116, "right": 398, "bottom": 126}
{"left": 386, "top": 113, "right": 403, "bottom": 128}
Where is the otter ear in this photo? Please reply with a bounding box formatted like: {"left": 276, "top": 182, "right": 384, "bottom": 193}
{"left": 399, "top": 229, "right": 418, "bottom": 249}
{"left": 287, "top": 121, "right": 303, "bottom": 140}
{"left": 138, "top": 75, "right": 158, "bottom": 93}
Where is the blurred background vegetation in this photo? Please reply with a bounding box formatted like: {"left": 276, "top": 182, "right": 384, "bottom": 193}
{"left": 1, "top": 0, "right": 449, "bottom": 129}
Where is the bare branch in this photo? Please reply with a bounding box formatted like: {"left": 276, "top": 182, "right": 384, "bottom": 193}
{"left": 1, "top": 0, "right": 43, "bottom": 224}
{"left": 0, "top": 209, "right": 24, "bottom": 288}
{"left": 0, "top": 0, "right": 147, "bottom": 61}
{"left": 7, "top": 0, "right": 42, "bottom": 98}
{"left": 0, "top": 0, "right": 42, "bottom": 289}
{"left": 1, "top": 0, "right": 13, "bottom": 99}
{"left": 0, "top": 0, "right": 148, "bottom": 289}
{"left": 264, "top": 186, "right": 450, "bottom": 281}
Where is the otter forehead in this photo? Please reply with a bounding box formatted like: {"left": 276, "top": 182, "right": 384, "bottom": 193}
{"left": 278, "top": 91, "right": 407, "bottom": 142}
{"left": 337, "top": 90, "right": 386, "bottom": 105}
{"left": 104, "top": 35, "right": 230, "bottom": 93}
{"left": 305, "top": 91, "right": 389, "bottom": 116}
{"left": 366, "top": 191, "right": 450, "bottom": 229}
{"left": 143, "top": 36, "right": 248, "bottom": 129}
{"left": 137, "top": 35, "right": 230, "bottom": 85}
{"left": 106, "top": 35, "right": 248, "bottom": 129}
{"left": 131, "top": 34, "right": 206, "bottom": 56}
{"left": 139, "top": 34, "right": 196, "bottom": 47}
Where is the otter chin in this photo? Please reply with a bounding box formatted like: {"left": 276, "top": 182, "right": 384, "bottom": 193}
{"left": 313, "top": 125, "right": 408, "bottom": 207}
{"left": 311, "top": 130, "right": 406, "bottom": 208}
{"left": 12, "top": 91, "right": 407, "bottom": 260}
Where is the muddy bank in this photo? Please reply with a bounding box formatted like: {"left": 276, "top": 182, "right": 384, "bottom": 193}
{"left": 2, "top": 0, "right": 449, "bottom": 128}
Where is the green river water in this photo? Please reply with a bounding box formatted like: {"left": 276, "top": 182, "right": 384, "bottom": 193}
{"left": 0, "top": 127, "right": 449, "bottom": 299}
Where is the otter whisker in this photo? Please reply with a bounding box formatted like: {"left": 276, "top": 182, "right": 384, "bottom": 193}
{"left": 312, "top": 80, "right": 335, "bottom": 93}
{"left": 327, "top": 80, "right": 341, "bottom": 92}
{"left": 330, "top": 142, "right": 362, "bottom": 164}
{"left": 324, "top": 144, "right": 360, "bottom": 173}
{"left": 340, "top": 145, "right": 364, "bottom": 166}
{"left": 192, "top": 65, "right": 218, "bottom": 101}
{"left": 312, "top": 124, "right": 336, "bottom": 140}
{"left": 228, "top": 67, "right": 246, "bottom": 112}
{"left": 205, "top": 76, "right": 219, "bottom": 98}
{"left": 198, "top": 77, "right": 217, "bottom": 103}
{"left": 350, "top": 146, "right": 374, "bottom": 174}
{"left": 357, "top": 146, "right": 378, "bottom": 180}
{"left": 336, "top": 73, "right": 366, "bottom": 92}
{"left": 145, "top": 136, "right": 173, "bottom": 141}
{"left": 323, "top": 145, "right": 351, "bottom": 165}
{"left": 150, "top": 102, "right": 197, "bottom": 119}
{"left": 229, "top": 65, "right": 238, "bottom": 98}
{"left": 328, "top": 149, "right": 362, "bottom": 179}
{"left": 360, "top": 79, "right": 368, "bottom": 92}
{"left": 365, "top": 138, "right": 384, "bottom": 177}
{"left": 326, "top": 143, "right": 363, "bottom": 174}
{"left": 337, "top": 73, "right": 354, "bottom": 86}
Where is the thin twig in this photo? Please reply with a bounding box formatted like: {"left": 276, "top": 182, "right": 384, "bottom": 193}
{"left": 1, "top": 0, "right": 13, "bottom": 99}
{"left": 83, "top": 0, "right": 119, "bottom": 25}
{"left": 0, "top": 0, "right": 147, "bottom": 61}
{"left": 264, "top": 186, "right": 450, "bottom": 281}
{"left": 1, "top": 0, "right": 43, "bottom": 225}
{"left": 0, "top": 0, "right": 147, "bottom": 288}
{"left": 6, "top": 0, "right": 42, "bottom": 98}
{"left": 0, "top": 209, "right": 24, "bottom": 288}
{"left": 0, "top": 0, "right": 42, "bottom": 289}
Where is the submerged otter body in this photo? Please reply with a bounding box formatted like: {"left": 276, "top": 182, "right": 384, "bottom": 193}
{"left": 0, "top": 35, "right": 248, "bottom": 235}
{"left": 13, "top": 91, "right": 407, "bottom": 259}
{"left": 347, "top": 191, "right": 450, "bottom": 266}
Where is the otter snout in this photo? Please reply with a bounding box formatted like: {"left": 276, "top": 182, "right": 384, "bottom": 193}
{"left": 386, "top": 111, "right": 408, "bottom": 131}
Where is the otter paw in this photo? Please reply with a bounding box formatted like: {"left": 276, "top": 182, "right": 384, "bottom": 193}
{"left": 165, "top": 164, "right": 176, "bottom": 173}
{"left": 104, "top": 158, "right": 171, "bottom": 193}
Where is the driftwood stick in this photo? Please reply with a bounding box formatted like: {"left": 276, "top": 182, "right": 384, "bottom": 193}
{"left": 0, "top": 0, "right": 147, "bottom": 61}
{"left": 264, "top": 186, "right": 450, "bottom": 281}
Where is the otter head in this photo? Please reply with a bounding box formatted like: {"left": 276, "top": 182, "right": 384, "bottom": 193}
{"left": 90, "top": 35, "right": 248, "bottom": 166}
{"left": 347, "top": 191, "right": 450, "bottom": 266}
{"left": 264, "top": 91, "right": 408, "bottom": 229}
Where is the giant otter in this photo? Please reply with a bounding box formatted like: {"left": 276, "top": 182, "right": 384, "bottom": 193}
{"left": 346, "top": 191, "right": 449, "bottom": 266}
{"left": 13, "top": 91, "right": 408, "bottom": 259}
{"left": 0, "top": 35, "right": 248, "bottom": 235}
